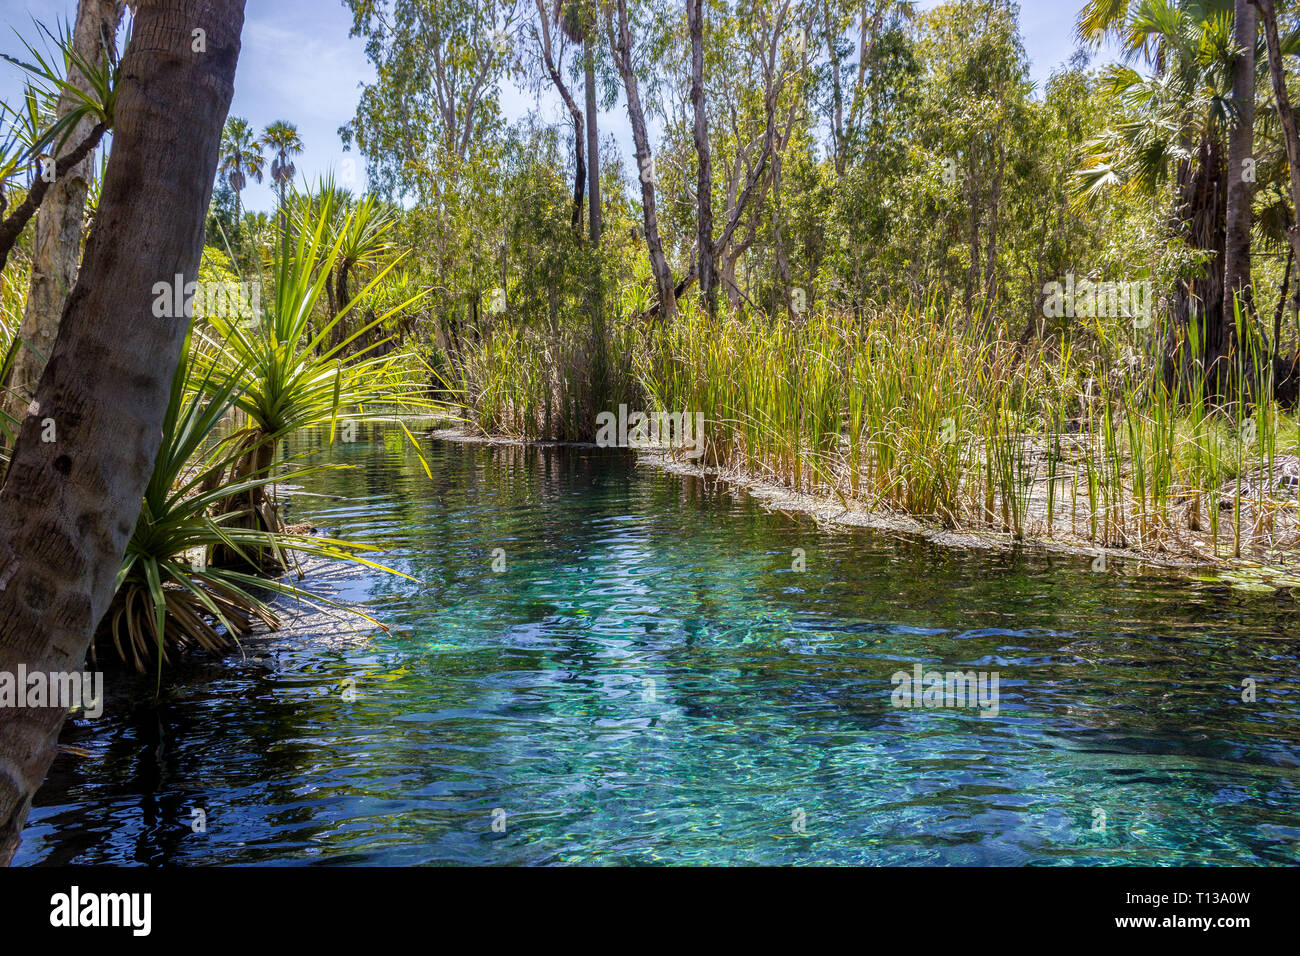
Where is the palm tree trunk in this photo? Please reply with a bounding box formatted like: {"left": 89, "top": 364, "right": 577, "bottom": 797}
{"left": 278, "top": 178, "right": 289, "bottom": 262}
{"left": 233, "top": 186, "right": 243, "bottom": 253}
{"left": 3, "top": 1, "right": 127, "bottom": 434}
{"left": 332, "top": 263, "right": 352, "bottom": 351}
{"left": 0, "top": 0, "right": 245, "bottom": 866}
{"left": 1274, "top": 242, "right": 1292, "bottom": 362}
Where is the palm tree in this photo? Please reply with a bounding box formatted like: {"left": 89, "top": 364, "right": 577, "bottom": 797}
{"left": 1255, "top": 0, "right": 1300, "bottom": 293}
{"left": 0, "top": 0, "right": 246, "bottom": 867}
{"left": 218, "top": 116, "right": 264, "bottom": 232}
{"left": 261, "top": 119, "right": 303, "bottom": 257}
{"left": 1076, "top": 0, "right": 1239, "bottom": 395}
{"left": 1224, "top": 0, "right": 1256, "bottom": 328}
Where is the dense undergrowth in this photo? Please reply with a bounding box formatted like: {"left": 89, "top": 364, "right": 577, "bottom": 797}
{"left": 455, "top": 295, "right": 1300, "bottom": 568}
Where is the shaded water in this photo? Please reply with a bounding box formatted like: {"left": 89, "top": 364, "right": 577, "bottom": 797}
{"left": 17, "top": 432, "right": 1300, "bottom": 865}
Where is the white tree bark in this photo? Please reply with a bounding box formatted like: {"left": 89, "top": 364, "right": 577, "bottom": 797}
{"left": 4, "top": 0, "right": 127, "bottom": 428}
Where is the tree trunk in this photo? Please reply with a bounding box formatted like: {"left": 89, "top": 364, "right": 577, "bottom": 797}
{"left": 1256, "top": 0, "right": 1300, "bottom": 277}
{"left": 213, "top": 428, "right": 279, "bottom": 571}
{"left": 569, "top": 101, "right": 586, "bottom": 236}
{"left": 1224, "top": 0, "right": 1257, "bottom": 338}
{"left": 1163, "top": 126, "right": 1229, "bottom": 401}
{"left": 581, "top": 19, "right": 604, "bottom": 406}
{"left": 609, "top": 0, "right": 676, "bottom": 319}
{"left": 712, "top": 0, "right": 789, "bottom": 266}
{"left": 966, "top": 149, "right": 981, "bottom": 321}
{"left": 1274, "top": 242, "right": 1292, "bottom": 362}
{"left": 535, "top": 1, "right": 585, "bottom": 234}
{"left": 772, "top": 144, "right": 791, "bottom": 316}
{"left": 584, "top": 36, "right": 601, "bottom": 243}
{"left": 332, "top": 262, "right": 352, "bottom": 351}
{"left": 0, "top": 0, "right": 244, "bottom": 866}
{"left": 688, "top": 0, "right": 716, "bottom": 315}
{"left": 823, "top": 0, "right": 846, "bottom": 176}
{"left": 232, "top": 185, "right": 243, "bottom": 262}
{"left": 982, "top": 139, "right": 1006, "bottom": 316}
{"left": 3, "top": 1, "right": 127, "bottom": 434}
{"left": 277, "top": 177, "right": 289, "bottom": 264}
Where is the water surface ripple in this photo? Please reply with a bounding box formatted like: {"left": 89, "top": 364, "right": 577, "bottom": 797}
{"left": 18, "top": 435, "right": 1300, "bottom": 865}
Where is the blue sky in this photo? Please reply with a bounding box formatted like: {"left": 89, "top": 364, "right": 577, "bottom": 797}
{"left": 0, "top": 0, "right": 1118, "bottom": 212}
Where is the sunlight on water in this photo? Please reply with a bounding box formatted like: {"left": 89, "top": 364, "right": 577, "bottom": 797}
{"left": 17, "top": 432, "right": 1300, "bottom": 865}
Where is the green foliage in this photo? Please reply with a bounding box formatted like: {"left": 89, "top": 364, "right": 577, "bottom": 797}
{"left": 196, "top": 193, "right": 436, "bottom": 444}
{"left": 1, "top": 17, "right": 122, "bottom": 150}
{"left": 106, "top": 333, "right": 407, "bottom": 676}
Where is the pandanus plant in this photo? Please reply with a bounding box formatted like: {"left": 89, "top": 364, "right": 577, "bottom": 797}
{"left": 0, "top": 273, "right": 23, "bottom": 454}
{"left": 330, "top": 192, "right": 397, "bottom": 351}
{"left": 0, "top": 17, "right": 123, "bottom": 273}
{"left": 0, "top": 85, "right": 55, "bottom": 454}
{"left": 0, "top": 86, "right": 48, "bottom": 215}
{"left": 105, "top": 331, "right": 406, "bottom": 677}
{"left": 194, "top": 191, "right": 436, "bottom": 569}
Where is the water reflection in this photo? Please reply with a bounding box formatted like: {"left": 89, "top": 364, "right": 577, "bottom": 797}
{"left": 17, "top": 433, "right": 1300, "bottom": 865}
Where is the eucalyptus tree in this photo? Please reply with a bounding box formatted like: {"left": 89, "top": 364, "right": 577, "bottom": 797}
{"left": 613, "top": 0, "right": 803, "bottom": 319}
{"left": 715, "top": 0, "right": 817, "bottom": 316}
{"left": 0, "top": 0, "right": 246, "bottom": 866}
{"left": 688, "top": 0, "right": 716, "bottom": 313}
{"left": 531, "top": 0, "right": 586, "bottom": 232}
{"left": 560, "top": 0, "right": 603, "bottom": 242}
{"left": 818, "top": 0, "right": 917, "bottom": 176}
{"left": 609, "top": 0, "right": 679, "bottom": 317}
{"left": 816, "top": 0, "right": 919, "bottom": 312}
{"left": 7, "top": 1, "right": 127, "bottom": 434}
{"left": 915, "top": 0, "right": 1033, "bottom": 321}
{"left": 343, "top": 0, "right": 518, "bottom": 338}
{"left": 341, "top": 0, "right": 518, "bottom": 197}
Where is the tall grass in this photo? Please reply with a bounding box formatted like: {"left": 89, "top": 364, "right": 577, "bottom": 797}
{"left": 459, "top": 313, "right": 641, "bottom": 441}
{"left": 641, "top": 300, "right": 1040, "bottom": 530}
{"left": 463, "top": 295, "right": 1300, "bottom": 563}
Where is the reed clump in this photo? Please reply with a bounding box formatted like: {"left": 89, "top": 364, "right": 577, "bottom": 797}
{"left": 633, "top": 299, "right": 1300, "bottom": 562}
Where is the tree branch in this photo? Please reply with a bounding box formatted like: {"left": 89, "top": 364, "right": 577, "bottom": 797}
{"left": 0, "top": 122, "right": 108, "bottom": 275}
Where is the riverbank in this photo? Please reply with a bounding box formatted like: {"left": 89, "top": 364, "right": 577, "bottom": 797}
{"left": 431, "top": 426, "right": 1300, "bottom": 591}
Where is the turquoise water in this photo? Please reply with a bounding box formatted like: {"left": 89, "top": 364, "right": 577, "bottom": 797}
{"left": 17, "top": 433, "right": 1300, "bottom": 865}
